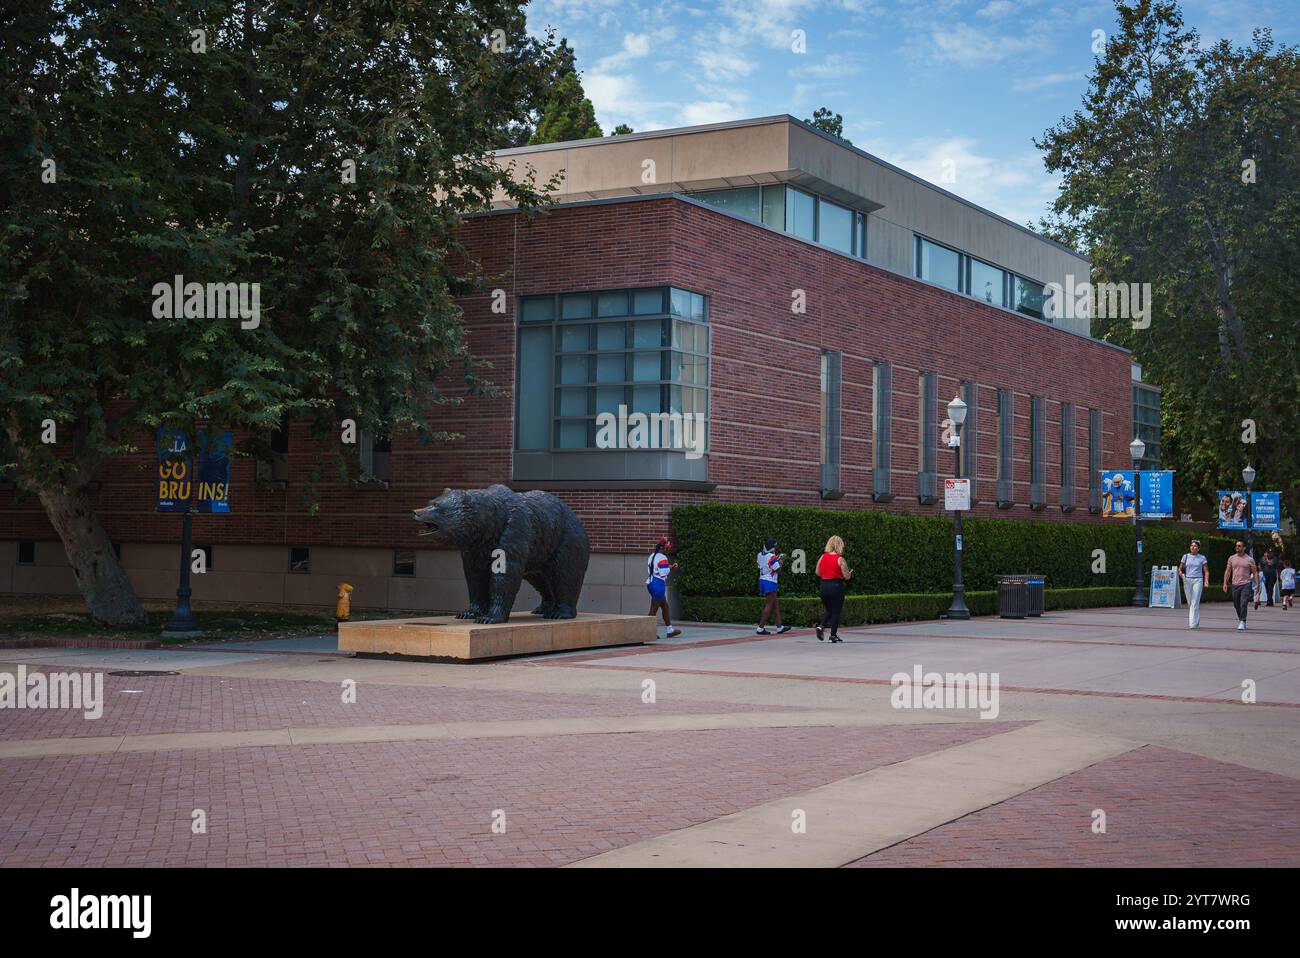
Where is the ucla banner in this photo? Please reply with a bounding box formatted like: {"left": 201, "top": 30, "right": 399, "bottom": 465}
{"left": 156, "top": 430, "right": 232, "bottom": 514}
{"left": 1138, "top": 470, "right": 1175, "bottom": 519}
{"left": 1099, "top": 470, "right": 1136, "bottom": 518}
{"left": 1216, "top": 490, "right": 1250, "bottom": 529}
{"left": 1251, "top": 492, "right": 1281, "bottom": 531}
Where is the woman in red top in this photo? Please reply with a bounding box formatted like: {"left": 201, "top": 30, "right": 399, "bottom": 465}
{"left": 816, "top": 535, "right": 852, "bottom": 643}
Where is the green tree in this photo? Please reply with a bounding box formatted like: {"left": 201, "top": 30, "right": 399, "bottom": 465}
{"left": 0, "top": 1, "right": 560, "bottom": 623}
{"left": 529, "top": 70, "right": 603, "bottom": 144}
{"left": 804, "top": 107, "right": 851, "bottom": 144}
{"left": 1036, "top": 0, "right": 1300, "bottom": 524}
{"left": 611, "top": 124, "right": 634, "bottom": 136}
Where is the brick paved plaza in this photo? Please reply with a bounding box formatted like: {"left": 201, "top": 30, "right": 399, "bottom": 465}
{"left": 2, "top": 600, "right": 1298, "bottom": 867}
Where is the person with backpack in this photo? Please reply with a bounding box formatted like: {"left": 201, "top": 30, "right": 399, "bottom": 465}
{"left": 1178, "top": 539, "right": 1210, "bottom": 629}
{"left": 646, "top": 537, "right": 681, "bottom": 638}
{"left": 755, "top": 538, "right": 792, "bottom": 635}
{"left": 815, "top": 535, "right": 852, "bottom": 643}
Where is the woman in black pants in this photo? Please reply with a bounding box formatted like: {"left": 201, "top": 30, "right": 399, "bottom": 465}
{"left": 815, "top": 535, "right": 852, "bottom": 642}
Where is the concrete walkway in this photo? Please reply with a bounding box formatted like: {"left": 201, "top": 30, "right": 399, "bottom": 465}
{"left": 1, "top": 599, "right": 1296, "bottom": 867}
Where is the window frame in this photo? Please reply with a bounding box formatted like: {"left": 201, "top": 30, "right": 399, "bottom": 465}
{"left": 517, "top": 287, "right": 711, "bottom": 455}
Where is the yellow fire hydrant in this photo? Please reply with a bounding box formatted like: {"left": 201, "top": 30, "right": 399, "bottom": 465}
{"left": 336, "top": 582, "right": 354, "bottom": 622}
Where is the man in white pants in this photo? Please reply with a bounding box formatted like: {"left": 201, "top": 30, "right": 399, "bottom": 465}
{"left": 1179, "top": 540, "right": 1210, "bottom": 629}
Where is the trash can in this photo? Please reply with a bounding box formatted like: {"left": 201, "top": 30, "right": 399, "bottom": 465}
{"left": 1025, "top": 576, "right": 1045, "bottom": 617}
{"left": 998, "top": 575, "right": 1027, "bottom": 619}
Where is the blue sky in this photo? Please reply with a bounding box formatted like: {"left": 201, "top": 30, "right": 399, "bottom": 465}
{"left": 524, "top": 0, "right": 1299, "bottom": 226}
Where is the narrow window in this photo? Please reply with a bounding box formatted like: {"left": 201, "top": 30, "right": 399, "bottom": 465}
{"left": 961, "top": 381, "right": 979, "bottom": 503}
{"left": 820, "top": 351, "right": 843, "bottom": 499}
{"left": 1088, "top": 409, "right": 1104, "bottom": 513}
{"left": 1060, "top": 403, "right": 1077, "bottom": 512}
{"left": 917, "top": 372, "right": 938, "bottom": 503}
{"left": 393, "top": 550, "right": 415, "bottom": 577}
{"left": 1030, "top": 396, "right": 1046, "bottom": 510}
{"left": 359, "top": 430, "right": 391, "bottom": 483}
{"left": 17, "top": 541, "right": 35, "bottom": 564}
{"left": 289, "top": 547, "right": 311, "bottom": 573}
{"left": 873, "top": 361, "right": 893, "bottom": 501}
{"left": 257, "top": 418, "right": 290, "bottom": 482}
{"left": 996, "top": 388, "right": 1014, "bottom": 508}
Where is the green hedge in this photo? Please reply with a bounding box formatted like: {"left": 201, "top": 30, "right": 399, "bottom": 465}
{"left": 681, "top": 586, "right": 1149, "bottom": 627}
{"left": 671, "top": 502, "right": 1240, "bottom": 598}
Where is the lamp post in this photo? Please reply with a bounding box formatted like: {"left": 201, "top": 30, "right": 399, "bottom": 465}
{"left": 1243, "top": 464, "right": 1256, "bottom": 559}
{"left": 944, "top": 395, "right": 970, "bottom": 620}
{"left": 1130, "top": 437, "right": 1146, "bottom": 606}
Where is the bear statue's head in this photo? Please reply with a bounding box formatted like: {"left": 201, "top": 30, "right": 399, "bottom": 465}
{"left": 413, "top": 488, "right": 474, "bottom": 546}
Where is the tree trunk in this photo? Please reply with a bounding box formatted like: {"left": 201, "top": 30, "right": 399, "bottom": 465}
{"left": 38, "top": 483, "right": 147, "bottom": 625}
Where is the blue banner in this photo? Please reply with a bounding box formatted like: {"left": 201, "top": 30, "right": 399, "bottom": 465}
{"left": 1099, "top": 470, "right": 1136, "bottom": 519}
{"left": 1216, "top": 490, "right": 1250, "bottom": 529}
{"left": 1251, "top": 492, "right": 1281, "bottom": 531}
{"left": 157, "top": 430, "right": 232, "bottom": 514}
{"left": 1139, "top": 470, "right": 1174, "bottom": 519}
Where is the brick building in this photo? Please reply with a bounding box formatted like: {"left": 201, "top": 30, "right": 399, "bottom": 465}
{"left": 0, "top": 116, "right": 1132, "bottom": 613}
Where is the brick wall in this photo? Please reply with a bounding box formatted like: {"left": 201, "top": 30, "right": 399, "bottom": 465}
{"left": 0, "top": 195, "right": 1131, "bottom": 558}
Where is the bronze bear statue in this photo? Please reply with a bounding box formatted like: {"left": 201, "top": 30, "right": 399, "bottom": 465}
{"left": 413, "top": 485, "right": 590, "bottom": 624}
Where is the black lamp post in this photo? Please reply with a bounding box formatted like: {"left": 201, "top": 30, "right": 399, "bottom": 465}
{"left": 944, "top": 395, "right": 971, "bottom": 620}
{"left": 1130, "top": 437, "right": 1146, "bottom": 606}
{"left": 1243, "top": 464, "right": 1256, "bottom": 559}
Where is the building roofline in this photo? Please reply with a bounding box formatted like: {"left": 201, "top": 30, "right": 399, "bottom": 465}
{"left": 492, "top": 114, "right": 1089, "bottom": 262}
{"left": 466, "top": 192, "right": 1127, "bottom": 356}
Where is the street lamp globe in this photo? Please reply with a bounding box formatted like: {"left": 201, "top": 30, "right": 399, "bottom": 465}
{"left": 1129, "top": 437, "right": 1145, "bottom": 463}
{"left": 947, "top": 395, "right": 968, "bottom": 427}
{"left": 1243, "top": 464, "right": 1256, "bottom": 485}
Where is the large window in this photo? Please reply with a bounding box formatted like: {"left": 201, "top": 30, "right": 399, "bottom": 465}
{"left": 917, "top": 371, "right": 938, "bottom": 503}
{"left": 517, "top": 287, "right": 709, "bottom": 452}
{"left": 821, "top": 351, "right": 843, "bottom": 499}
{"left": 969, "top": 259, "right": 1006, "bottom": 306}
{"left": 691, "top": 185, "right": 867, "bottom": 258}
{"left": 1030, "top": 396, "right": 1046, "bottom": 510}
{"left": 873, "top": 361, "right": 893, "bottom": 501}
{"left": 915, "top": 237, "right": 962, "bottom": 292}
{"left": 1014, "top": 275, "right": 1046, "bottom": 319}
{"left": 996, "top": 388, "right": 1015, "bottom": 507}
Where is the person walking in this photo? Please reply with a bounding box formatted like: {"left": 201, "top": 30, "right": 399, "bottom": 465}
{"left": 646, "top": 537, "right": 681, "bottom": 639}
{"left": 1259, "top": 550, "right": 1278, "bottom": 608}
{"left": 1280, "top": 559, "right": 1295, "bottom": 611}
{"left": 755, "top": 538, "right": 792, "bottom": 635}
{"left": 1223, "top": 541, "right": 1260, "bottom": 631}
{"left": 1178, "top": 540, "right": 1210, "bottom": 629}
{"left": 815, "top": 535, "right": 851, "bottom": 643}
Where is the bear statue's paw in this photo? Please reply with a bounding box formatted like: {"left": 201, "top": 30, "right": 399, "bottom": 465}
{"left": 456, "top": 608, "right": 481, "bottom": 620}
{"left": 475, "top": 612, "right": 509, "bottom": 624}
{"left": 530, "top": 603, "right": 553, "bottom": 616}
{"left": 545, "top": 605, "right": 577, "bottom": 620}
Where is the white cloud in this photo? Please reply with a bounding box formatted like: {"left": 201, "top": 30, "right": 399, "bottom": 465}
{"left": 924, "top": 22, "right": 1043, "bottom": 66}
{"left": 680, "top": 99, "right": 750, "bottom": 125}
{"left": 1011, "top": 71, "right": 1083, "bottom": 92}
{"left": 595, "top": 30, "right": 674, "bottom": 72}
{"left": 693, "top": 42, "right": 758, "bottom": 81}
{"left": 796, "top": 52, "right": 863, "bottom": 80}
{"left": 977, "top": 0, "right": 1017, "bottom": 17}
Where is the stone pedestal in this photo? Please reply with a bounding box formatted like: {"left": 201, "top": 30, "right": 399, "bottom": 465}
{"left": 337, "top": 612, "right": 658, "bottom": 661}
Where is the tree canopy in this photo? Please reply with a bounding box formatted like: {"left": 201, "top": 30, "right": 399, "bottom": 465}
{"left": 0, "top": 1, "right": 564, "bottom": 621}
{"left": 1037, "top": 0, "right": 1299, "bottom": 525}
{"left": 804, "top": 107, "right": 851, "bottom": 144}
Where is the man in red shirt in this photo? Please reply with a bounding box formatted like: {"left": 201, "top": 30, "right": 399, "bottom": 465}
{"left": 1223, "top": 541, "right": 1260, "bottom": 631}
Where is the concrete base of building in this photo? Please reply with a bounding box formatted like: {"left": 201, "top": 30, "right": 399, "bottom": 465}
{"left": 0, "top": 541, "right": 674, "bottom": 617}
{"left": 338, "top": 611, "right": 658, "bottom": 661}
